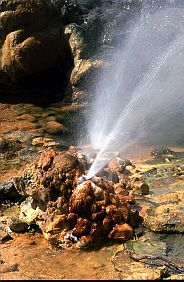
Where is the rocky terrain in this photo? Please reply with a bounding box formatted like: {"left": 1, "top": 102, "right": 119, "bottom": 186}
{"left": 0, "top": 0, "right": 184, "bottom": 280}
{"left": 1, "top": 131, "right": 184, "bottom": 279}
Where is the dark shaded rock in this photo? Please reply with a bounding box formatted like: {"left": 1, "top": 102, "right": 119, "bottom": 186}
{"left": 0, "top": 230, "right": 13, "bottom": 243}
{"left": 0, "top": 137, "right": 22, "bottom": 153}
{"left": 105, "top": 170, "right": 119, "bottom": 184}
{"left": 0, "top": 181, "right": 23, "bottom": 202}
{"left": 59, "top": 0, "right": 84, "bottom": 25}
{"left": 0, "top": 0, "right": 59, "bottom": 39}
{"left": 64, "top": 23, "right": 87, "bottom": 61}
{"left": 131, "top": 180, "right": 149, "bottom": 195}
{"left": 62, "top": 0, "right": 142, "bottom": 102}
{"left": 1, "top": 27, "right": 67, "bottom": 82}
{"left": 8, "top": 218, "right": 28, "bottom": 233}
{"left": 151, "top": 147, "right": 175, "bottom": 157}
{"left": 96, "top": 168, "right": 119, "bottom": 183}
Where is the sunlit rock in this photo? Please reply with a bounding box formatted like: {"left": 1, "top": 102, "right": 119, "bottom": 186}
{"left": 12, "top": 148, "right": 142, "bottom": 248}
{"left": 38, "top": 178, "right": 141, "bottom": 248}
{"left": 143, "top": 192, "right": 184, "bottom": 232}
{"left": 19, "top": 196, "right": 44, "bottom": 225}
{"left": 13, "top": 148, "right": 84, "bottom": 205}
{"left": 108, "top": 223, "right": 134, "bottom": 241}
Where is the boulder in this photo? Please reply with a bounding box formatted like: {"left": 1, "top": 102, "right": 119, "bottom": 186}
{"left": 0, "top": 181, "right": 23, "bottom": 202}
{"left": 64, "top": 23, "right": 109, "bottom": 100}
{"left": 0, "top": 0, "right": 57, "bottom": 38}
{"left": 2, "top": 27, "right": 66, "bottom": 82}
{"left": 0, "top": 0, "right": 72, "bottom": 90}
{"left": 13, "top": 148, "right": 85, "bottom": 205}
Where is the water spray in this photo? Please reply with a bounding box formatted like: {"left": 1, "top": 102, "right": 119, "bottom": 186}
{"left": 87, "top": 5, "right": 184, "bottom": 178}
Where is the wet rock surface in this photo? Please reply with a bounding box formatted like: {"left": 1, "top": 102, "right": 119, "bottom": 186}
{"left": 0, "top": 1, "right": 184, "bottom": 280}
{"left": 0, "top": 101, "right": 184, "bottom": 280}
{"left": 12, "top": 147, "right": 142, "bottom": 249}
{"left": 1, "top": 144, "right": 184, "bottom": 279}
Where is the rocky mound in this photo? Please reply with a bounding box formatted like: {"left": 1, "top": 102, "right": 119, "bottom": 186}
{"left": 13, "top": 148, "right": 142, "bottom": 248}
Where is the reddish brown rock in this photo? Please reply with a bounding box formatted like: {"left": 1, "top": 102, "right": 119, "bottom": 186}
{"left": 76, "top": 235, "right": 92, "bottom": 249}
{"left": 72, "top": 217, "right": 90, "bottom": 237}
{"left": 69, "top": 181, "right": 95, "bottom": 216}
{"left": 46, "top": 121, "right": 67, "bottom": 134}
{"left": 13, "top": 148, "right": 84, "bottom": 205}
{"left": 13, "top": 148, "right": 142, "bottom": 248}
{"left": 108, "top": 223, "right": 134, "bottom": 241}
{"left": 114, "top": 183, "right": 129, "bottom": 196}
{"left": 106, "top": 205, "right": 130, "bottom": 224}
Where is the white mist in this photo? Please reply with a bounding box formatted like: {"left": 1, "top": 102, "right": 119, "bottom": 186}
{"left": 86, "top": 3, "right": 184, "bottom": 178}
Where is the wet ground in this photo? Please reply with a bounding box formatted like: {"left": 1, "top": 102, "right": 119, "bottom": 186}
{"left": 0, "top": 101, "right": 184, "bottom": 280}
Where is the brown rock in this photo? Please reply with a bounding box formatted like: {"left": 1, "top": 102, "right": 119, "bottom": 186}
{"left": 46, "top": 121, "right": 67, "bottom": 134}
{"left": 0, "top": 0, "right": 57, "bottom": 38}
{"left": 2, "top": 27, "right": 65, "bottom": 82}
{"left": 108, "top": 223, "right": 134, "bottom": 241}
{"left": 17, "top": 114, "right": 36, "bottom": 122}
{"left": 0, "top": 0, "right": 72, "bottom": 86}
{"left": 102, "top": 216, "right": 113, "bottom": 232}
{"left": 114, "top": 183, "right": 129, "bottom": 196}
{"left": 118, "top": 195, "right": 136, "bottom": 205}
{"left": 108, "top": 157, "right": 125, "bottom": 173}
{"left": 69, "top": 181, "right": 95, "bottom": 216}
{"left": 70, "top": 58, "right": 108, "bottom": 88}
{"left": 13, "top": 149, "right": 84, "bottom": 204}
{"left": 132, "top": 180, "right": 149, "bottom": 195}
{"left": 143, "top": 193, "right": 184, "bottom": 233}
{"left": 72, "top": 217, "right": 90, "bottom": 237}
{"left": 76, "top": 235, "right": 92, "bottom": 249}
{"left": 106, "top": 205, "right": 130, "bottom": 224}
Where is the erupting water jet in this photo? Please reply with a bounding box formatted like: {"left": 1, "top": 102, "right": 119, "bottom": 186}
{"left": 85, "top": 2, "right": 184, "bottom": 178}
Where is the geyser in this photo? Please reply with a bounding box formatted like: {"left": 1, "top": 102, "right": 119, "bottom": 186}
{"left": 86, "top": 1, "right": 184, "bottom": 179}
